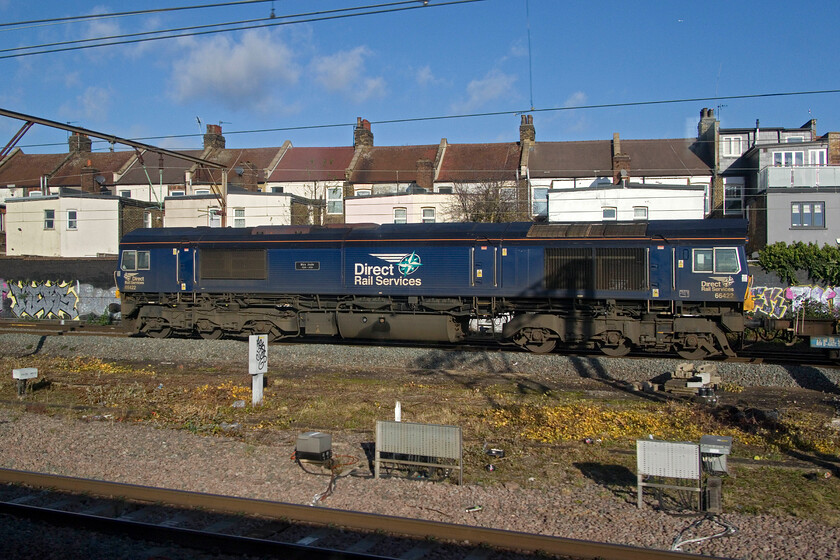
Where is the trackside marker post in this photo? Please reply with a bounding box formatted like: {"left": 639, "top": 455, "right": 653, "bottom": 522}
{"left": 13, "top": 368, "right": 38, "bottom": 397}
{"left": 248, "top": 334, "right": 268, "bottom": 407}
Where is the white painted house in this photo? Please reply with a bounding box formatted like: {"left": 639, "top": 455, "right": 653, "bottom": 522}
{"left": 5, "top": 194, "right": 150, "bottom": 257}
{"left": 547, "top": 184, "right": 707, "bottom": 222}
{"left": 163, "top": 191, "right": 314, "bottom": 228}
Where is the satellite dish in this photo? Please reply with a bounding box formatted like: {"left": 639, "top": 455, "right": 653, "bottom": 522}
{"left": 234, "top": 166, "right": 244, "bottom": 176}
{"left": 94, "top": 175, "right": 106, "bottom": 185}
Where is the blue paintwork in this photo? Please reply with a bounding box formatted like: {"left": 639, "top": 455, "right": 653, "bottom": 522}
{"left": 117, "top": 220, "right": 750, "bottom": 304}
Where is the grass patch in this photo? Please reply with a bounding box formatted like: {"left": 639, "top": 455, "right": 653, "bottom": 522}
{"left": 1, "top": 355, "right": 838, "bottom": 525}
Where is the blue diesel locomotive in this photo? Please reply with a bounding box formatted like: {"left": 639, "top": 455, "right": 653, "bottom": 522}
{"left": 115, "top": 219, "right": 752, "bottom": 359}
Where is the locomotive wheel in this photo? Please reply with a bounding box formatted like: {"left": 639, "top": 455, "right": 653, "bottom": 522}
{"left": 676, "top": 347, "right": 709, "bottom": 360}
{"left": 146, "top": 326, "right": 172, "bottom": 339}
{"left": 199, "top": 328, "right": 224, "bottom": 340}
{"left": 525, "top": 340, "right": 557, "bottom": 354}
{"left": 599, "top": 339, "right": 631, "bottom": 357}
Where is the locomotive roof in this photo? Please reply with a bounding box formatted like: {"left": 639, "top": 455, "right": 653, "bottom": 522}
{"left": 121, "top": 219, "right": 747, "bottom": 245}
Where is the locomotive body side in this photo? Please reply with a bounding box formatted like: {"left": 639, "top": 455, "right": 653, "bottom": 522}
{"left": 116, "top": 220, "right": 750, "bottom": 358}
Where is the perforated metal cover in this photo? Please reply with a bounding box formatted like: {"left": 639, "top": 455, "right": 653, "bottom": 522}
{"left": 637, "top": 440, "right": 700, "bottom": 479}
{"left": 376, "top": 421, "right": 461, "bottom": 459}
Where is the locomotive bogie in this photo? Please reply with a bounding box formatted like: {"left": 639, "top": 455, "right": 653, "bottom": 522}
{"left": 116, "top": 220, "right": 752, "bottom": 358}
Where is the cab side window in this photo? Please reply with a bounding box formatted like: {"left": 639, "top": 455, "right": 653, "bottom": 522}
{"left": 121, "top": 250, "right": 137, "bottom": 271}
{"left": 714, "top": 248, "right": 740, "bottom": 273}
{"left": 692, "top": 248, "right": 740, "bottom": 274}
{"left": 121, "top": 250, "right": 150, "bottom": 271}
{"left": 692, "top": 249, "right": 713, "bottom": 273}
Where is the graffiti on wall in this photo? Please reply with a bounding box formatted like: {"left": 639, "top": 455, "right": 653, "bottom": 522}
{"left": 7, "top": 280, "right": 80, "bottom": 319}
{"left": 751, "top": 285, "right": 838, "bottom": 319}
{"left": 0, "top": 278, "right": 119, "bottom": 321}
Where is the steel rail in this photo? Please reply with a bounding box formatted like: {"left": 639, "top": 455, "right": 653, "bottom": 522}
{"left": 0, "top": 468, "right": 723, "bottom": 560}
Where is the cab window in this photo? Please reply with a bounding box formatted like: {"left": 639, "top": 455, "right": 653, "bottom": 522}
{"left": 121, "top": 250, "right": 150, "bottom": 271}
{"left": 692, "top": 248, "right": 740, "bottom": 274}
{"left": 692, "top": 249, "right": 713, "bottom": 273}
{"left": 714, "top": 248, "right": 740, "bottom": 273}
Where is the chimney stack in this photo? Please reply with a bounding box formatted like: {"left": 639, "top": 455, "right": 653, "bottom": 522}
{"left": 204, "top": 124, "right": 225, "bottom": 149}
{"left": 80, "top": 160, "right": 102, "bottom": 194}
{"left": 69, "top": 133, "right": 92, "bottom": 154}
{"left": 415, "top": 158, "right": 434, "bottom": 191}
{"left": 519, "top": 114, "right": 535, "bottom": 144}
{"left": 826, "top": 132, "right": 840, "bottom": 165}
{"left": 354, "top": 117, "right": 374, "bottom": 149}
{"left": 612, "top": 133, "right": 630, "bottom": 185}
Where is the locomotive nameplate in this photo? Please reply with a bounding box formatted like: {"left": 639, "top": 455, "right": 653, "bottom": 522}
{"left": 295, "top": 261, "right": 320, "bottom": 270}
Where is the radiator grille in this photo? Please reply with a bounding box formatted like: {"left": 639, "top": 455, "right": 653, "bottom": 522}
{"left": 545, "top": 248, "right": 592, "bottom": 290}
{"left": 545, "top": 247, "right": 647, "bottom": 291}
{"left": 595, "top": 248, "right": 647, "bottom": 291}
{"left": 200, "top": 249, "right": 267, "bottom": 280}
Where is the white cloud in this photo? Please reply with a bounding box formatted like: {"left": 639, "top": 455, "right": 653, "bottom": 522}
{"left": 563, "top": 91, "right": 587, "bottom": 108}
{"left": 451, "top": 69, "right": 517, "bottom": 112}
{"left": 170, "top": 30, "right": 301, "bottom": 112}
{"left": 415, "top": 65, "right": 435, "bottom": 86}
{"left": 58, "top": 86, "right": 113, "bottom": 123}
{"left": 310, "top": 46, "right": 385, "bottom": 102}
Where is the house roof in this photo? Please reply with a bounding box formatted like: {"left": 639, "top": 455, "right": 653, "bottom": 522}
{"left": 117, "top": 147, "right": 285, "bottom": 187}
{"left": 116, "top": 150, "right": 204, "bottom": 185}
{"left": 437, "top": 143, "right": 520, "bottom": 183}
{"left": 528, "top": 138, "right": 710, "bottom": 178}
{"left": 268, "top": 146, "right": 355, "bottom": 182}
{"left": 348, "top": 145, "right": 439, "bottom": 184}
{"left": 0, "top": 149, "right": 134, "bottom": 188}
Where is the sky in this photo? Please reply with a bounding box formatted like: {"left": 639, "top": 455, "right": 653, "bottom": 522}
{"left": 0, "top": 0, "right": 839, "bottom": 154}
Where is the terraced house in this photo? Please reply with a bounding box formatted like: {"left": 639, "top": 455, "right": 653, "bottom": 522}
{"left": 0, "top": 110, "right": 837, "bottom": 258}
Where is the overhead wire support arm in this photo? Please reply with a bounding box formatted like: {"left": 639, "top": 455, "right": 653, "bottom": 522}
{"left": 1, "top": 120, "right": 34, "bottom": 159}
{"left": 0, "top": 107, "right": 228, "bottom": 222}
{"left": 0, "top": 107, "right": 226, "bottom": 169}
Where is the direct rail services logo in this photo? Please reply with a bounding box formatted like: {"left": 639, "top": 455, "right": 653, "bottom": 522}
{"left": 354, "top": 252, "right": 423, "bottom": 286}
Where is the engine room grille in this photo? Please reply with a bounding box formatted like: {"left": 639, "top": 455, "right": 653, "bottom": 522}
{"left": 595, "top": 248, "right": 647, "bottom": 291}
{"left": 545, "top": 248, "right": 647, "bottom": 291}
{"left": 199, "top": 249, "right": 267, "bottom": 280}
{"left": 544, "top": 248, "right": 592, "bottom": 290}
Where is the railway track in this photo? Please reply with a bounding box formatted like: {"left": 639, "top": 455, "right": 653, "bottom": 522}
{"left": 0, "top": 319, "right": 836, "bottom": 368}
{"left": 0, "top": 468, "right": 723, "bottom": 560}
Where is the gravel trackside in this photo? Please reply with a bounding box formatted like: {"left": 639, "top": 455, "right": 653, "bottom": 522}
{"left": 1, "top": 334, "right": 839, "bottom": 559}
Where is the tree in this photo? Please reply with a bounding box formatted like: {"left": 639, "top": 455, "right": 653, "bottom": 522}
{"left": 448, "top": 179, "right": 526, "bottom": 223}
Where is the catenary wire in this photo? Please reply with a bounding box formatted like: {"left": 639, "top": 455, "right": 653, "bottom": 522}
{"left": 12, "top": 88, "right": 840, "bottom": 151}
{"left": 0, "top": 1, "right": 275, "bottom": 31}
{"left": 0, "top": 0, "right": 485, "bottom": 60}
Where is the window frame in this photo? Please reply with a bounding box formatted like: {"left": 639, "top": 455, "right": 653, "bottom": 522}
{"left": 393, "top": 207, "right": 407, "bottom": 224}
{"left": 791, "top": 201, "right": 825, "bottom": 229}
{"left": 120, "top": 250, "right": 151, "bottom": 271}
{"left": 809, "top": 149, "right": 827, "bottom": 166}
{"left": 721, "top": 136, "right": 743, "bottom": 157}
{"left": 44, "top": 209, "right": 55, "bottom": 230}
{"left": 67, "top": 209, "right": 78, "bottom": 230}
{"left": 773, "top": 150, "right": 804, "bottom": 167}
{"left": 692, "top": 248, "right": 741, "bottom": 274}
{"left": 632, "top": 206, "right": 648, "bottom": 220}
{"left": 326, "top": 187, "right": 343, "bottom": 215}
{"left": 421, "top": 207, "right": 436, "bottom": 223}
{"left": 233, "top": 207, "right": 246, "bottom": 228}
{"left": 602, "top": 207, "right": 617, "bottom": 221}
{"left": 208, "top": 207, "right": 222, "bottom": 228}
{"left": 532, "top": 187, "right": 548, "bottom": 217}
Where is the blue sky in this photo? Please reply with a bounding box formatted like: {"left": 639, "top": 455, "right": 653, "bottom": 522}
{"left": 1, "top": 0, "right": 838, "bottom": 154}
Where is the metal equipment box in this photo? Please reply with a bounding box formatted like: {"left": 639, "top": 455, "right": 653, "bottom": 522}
{"left": 700, "top": 435, "right": 732, "bottom": 475}
{"left": 296, "top": 431, "right": 332, "bottom": 462}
